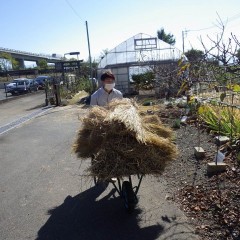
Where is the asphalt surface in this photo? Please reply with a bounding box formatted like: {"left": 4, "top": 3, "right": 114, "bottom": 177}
{"left": 0, "top": 91, "right": 45, "bottom": 127}
{"left": 0, "top": 89, "right": 12, "bottom": 101}
{"left": 0, "top": 98, "right": 200, "bottom": 240}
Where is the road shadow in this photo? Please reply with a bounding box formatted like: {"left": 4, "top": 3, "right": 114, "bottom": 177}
{"left": 26, "top": 103, "right": 46, "bottom": 111}
{"left": 36, "top": 184, "right": 164, "bottom": 240}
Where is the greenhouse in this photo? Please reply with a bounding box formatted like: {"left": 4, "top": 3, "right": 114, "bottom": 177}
{"left": 97, "top": 33, "right": 183, "bottom": 94}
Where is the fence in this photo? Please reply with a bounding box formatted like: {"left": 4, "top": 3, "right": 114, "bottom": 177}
{"left": 44, "top": 74, "right": 94, "bottom": 106}
{"left": 191, "top": 82, "right": 240, "bottom": 110}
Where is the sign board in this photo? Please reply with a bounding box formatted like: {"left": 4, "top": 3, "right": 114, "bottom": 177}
{"left": 55, "top": 60, "right": 83, "bottom": 71}
{"left": 134, "top": 37, "right": 157, "bottom": 50}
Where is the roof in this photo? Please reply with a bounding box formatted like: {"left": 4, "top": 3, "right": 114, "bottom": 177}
{"left": 98, "top": 33, "right": 182, "bottom": 69}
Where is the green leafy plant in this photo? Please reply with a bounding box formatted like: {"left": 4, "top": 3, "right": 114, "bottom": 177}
{"left": 0, "top": 52, "right": 19, "bottom": 71}
{"left": 142, "top": 99, "right": 155, "bottom": 106}
{"left": 37, "top": 59, "right": 48, "bottom": 70}
{"left": 75, "top": 77, "right": 93, "bottom": 93}
{"left": 172, "top": 119, "right": 181, "bottom": 129}
{"left": 60, "top": 77, "right": 92, "bottom": 100}
{"left": 198, "top": 104, "right": 240, "bottom": 139}
{"left": 131, "top": 71, "right": 155, "bottom": 90}
{"left": 157, "top": 28, "right": 176, "bottom": 45}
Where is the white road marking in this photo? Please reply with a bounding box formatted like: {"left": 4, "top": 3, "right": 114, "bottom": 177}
{"left": 0, "top": 106, "right": 52, "bottom": 136}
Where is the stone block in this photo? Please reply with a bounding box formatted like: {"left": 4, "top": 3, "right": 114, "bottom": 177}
{"left": 215, "top": 136, "right": 230, "bottom": 145}
{"left": 207, "top": 162, "right": 227, "bottom": 175}
{"left": 194, "top": 147, "right": 205, "bottom": 159}
{"left": 180, "top": 116, "right": 187, "bottom": 125}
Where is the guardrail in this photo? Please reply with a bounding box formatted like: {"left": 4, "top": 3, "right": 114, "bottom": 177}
{"left": 0, "top": 47, "right": 62, "bottom": 60}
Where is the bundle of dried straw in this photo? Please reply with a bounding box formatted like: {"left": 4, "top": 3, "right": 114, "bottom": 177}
{"left": 73, "top": 98, "right": 177, "bottom": 180}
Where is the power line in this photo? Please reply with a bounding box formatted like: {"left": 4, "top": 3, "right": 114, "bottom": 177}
{"left": 228, "top": 12, "right": 240, "bottom": 22}
{"left": 184, "top": 25, "right": 216, "bottom": 33}
{"left": 64, "top": 0, "right": 93, "bottom": 83}
{"left": 184, "top": 11, "right": 240, "bottom": 33}
{"left": 65, "top": 0, "right": 84, "bottom": 22}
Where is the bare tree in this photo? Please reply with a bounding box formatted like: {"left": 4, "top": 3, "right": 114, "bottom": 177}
{"left": 200, "top": 15, "right": 240, "bottom": 83}
{"left": 132, "top": 16, "right": 240, "bottom": 98}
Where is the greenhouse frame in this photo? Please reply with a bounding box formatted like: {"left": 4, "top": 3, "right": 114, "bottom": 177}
{"left": 97, "top": 33, "right": 183, "bottom": 94}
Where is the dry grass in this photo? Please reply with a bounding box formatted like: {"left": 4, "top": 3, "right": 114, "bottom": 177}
{"left": 144, "top": 123, "right": 173, "bottom": 139}
{"left": 106, "top": 104, "right": 147, "bottom": 143}
{"left": 67, "top": 91, "right": 89, "bottom": 105}
{"left": 198, "top": 90, "right": 240, "bottom": 106}
{"left": 73, "top": 98, "right": 178, "bottom": 180}
{"left": 142, "top": 115, "right": 162, "bottom": 124}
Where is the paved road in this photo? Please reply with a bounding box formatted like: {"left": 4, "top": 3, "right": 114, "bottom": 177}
{"left": 0, "top": 103, "right": 200, "bottom": 240}
{"left": 0, "top": 89, "right": 12, "bottom": 101}
{"left": 0, "top": 91, "right": 45, "bottom": 127}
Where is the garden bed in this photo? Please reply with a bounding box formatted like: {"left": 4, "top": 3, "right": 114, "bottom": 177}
{"left": 158, "top": 106, "right": 240, "bottom": 240}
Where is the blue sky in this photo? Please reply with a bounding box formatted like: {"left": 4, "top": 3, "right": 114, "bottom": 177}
{"left": 0, "top": 0, "right": 240, "bottom": 63}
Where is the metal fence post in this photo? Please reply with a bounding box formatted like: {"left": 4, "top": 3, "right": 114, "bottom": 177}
{"left": 56, "top": 84, "right": 61, "bottom": 106}
{"left": 45, "top": 85, "right": 48, "bottom": 106}
{"left": 4, "top": 83, "right": 7, "bottom": 98}
{"left": 54, "top": 84, "right": 58, "bottom": 106}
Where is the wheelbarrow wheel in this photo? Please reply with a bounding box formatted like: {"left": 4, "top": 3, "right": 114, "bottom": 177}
{"left": 93, "top": 176, "right": 98, "bottom": 185}
{"left": 91, "top": 156, "right": 99, "bottom": 186}
{"left": 122, "top": 181, "right": 136, "bottom": 213}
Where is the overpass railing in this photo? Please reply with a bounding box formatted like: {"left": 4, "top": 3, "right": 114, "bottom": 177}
{"left": 0, "top": 47, "right": 62, "bottom": 60}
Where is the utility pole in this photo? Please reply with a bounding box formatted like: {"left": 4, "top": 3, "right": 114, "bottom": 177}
{"left": 182, "top": 30, "right": 185, "bottom": 54}
{"left": 85, "top": 21, "right": 93, "bottom": 84}
{"left": 182, "top": 29, "right": 191, "bottom": 54}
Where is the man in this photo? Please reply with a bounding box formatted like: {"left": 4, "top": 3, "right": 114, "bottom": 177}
{"left": 90, "top": 71, "right": 123, "bottom": 106}
{"left": 90, "top": 71, "right": 122, "bottom": 184}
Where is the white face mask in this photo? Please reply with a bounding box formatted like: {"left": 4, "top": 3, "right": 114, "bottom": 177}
{"left": 104, "top": 83, "right": 115, "bottom": 91}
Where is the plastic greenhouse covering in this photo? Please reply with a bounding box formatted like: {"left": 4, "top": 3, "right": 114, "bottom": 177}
{"left": 98, "top": 33, "right": 182, "bottom": 69}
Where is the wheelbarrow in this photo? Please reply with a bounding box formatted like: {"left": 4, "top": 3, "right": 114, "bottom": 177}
{"left": 91, "top": 157, "right": 144, "bottom": 213}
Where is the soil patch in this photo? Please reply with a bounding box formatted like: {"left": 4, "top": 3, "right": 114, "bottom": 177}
{"left": 163, "top": 120, "right": 240, "bottom": 240}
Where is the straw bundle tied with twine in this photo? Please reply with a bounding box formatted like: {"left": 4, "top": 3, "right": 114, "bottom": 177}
{"left": 73, "top": 98, "right": 178, "bottom": 180}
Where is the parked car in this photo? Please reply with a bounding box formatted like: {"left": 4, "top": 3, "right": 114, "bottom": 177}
{"left": 6, "top": 78, "right": 38, "bottom": 95}
{"left": 34, "top": 76, "right": 53, "bottom": 89}
{"left": 28, "top": 79, "right": 39, "bottom": 91}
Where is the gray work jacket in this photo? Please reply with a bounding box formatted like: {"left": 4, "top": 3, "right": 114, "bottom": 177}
{"left": 90, "top": 87, "right": 123, "bottom": 106}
